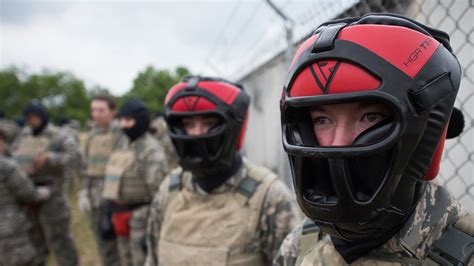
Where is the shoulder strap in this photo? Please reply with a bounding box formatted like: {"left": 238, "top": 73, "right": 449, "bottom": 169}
{"left": 161, "top": 170, "right": 185, "bottom": 215}
{"left": 298, "top": 219, "right": 321, "bottom": 256}
{"left": 169, "top": 172, "right": 182, "bottom": 192}
{"left": 236, "top": 176, "right": 260, "bottom": 199}
{"left": 235, "top": 163, "right": 277, "bottom": 203}
{"left": 427, "top": 214, "right": 474, "bottom": 265}
{"left": 84, "top": 129, "right": 100, "bottom": 158}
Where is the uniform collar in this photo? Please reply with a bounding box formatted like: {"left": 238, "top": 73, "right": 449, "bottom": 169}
{"left": 93, "top": 121, "right": 118, "bottom": 134}
{"left": 27, "top": 123, "right": 54, "bottom": 137}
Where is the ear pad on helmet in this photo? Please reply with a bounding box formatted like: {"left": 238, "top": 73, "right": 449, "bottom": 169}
{"left": 446, "top": 107, "right": 464, "bottom": 139}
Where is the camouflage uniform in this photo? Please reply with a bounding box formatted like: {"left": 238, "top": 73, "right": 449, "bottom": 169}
{"left": 59, "top": 123, "right": 81, "bottom": 194}
{"left": 274, "top": 183, "right": 473, "bottom": 266}
{"left": 102, "top": 132, "right": 169, "bottom": 266}
{"left": 11, "top": 124, "right": 80, "bottom": 266}
{"left": 0, "top": 118, "right": 20, "bottom": 147}
{"left": 149, "top": 116, "right": 179, "bottom": 169}
{"left": 145, "top": 158, "right": 300, "bottom": 266}
{"left": 0, "top": 156, "right": 45, "bottom": 266}
{"left": 82, "top": 121, "right": 123, "bottom": 266}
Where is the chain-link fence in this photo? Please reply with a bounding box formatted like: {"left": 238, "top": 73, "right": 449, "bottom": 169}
{"left": 240, "top": 0, "right": 473, "bottom": 212}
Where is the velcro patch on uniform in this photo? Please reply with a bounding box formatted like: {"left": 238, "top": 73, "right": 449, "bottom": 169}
{"left": 105, "top": 175, "right": 119, "bottom": 181}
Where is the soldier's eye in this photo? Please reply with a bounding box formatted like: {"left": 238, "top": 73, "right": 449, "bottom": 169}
{"left": 312, "top": 117, "right": 330, "bottom": 126}
{"left": 362, "top": 112, "right": 386, "bottom": 123}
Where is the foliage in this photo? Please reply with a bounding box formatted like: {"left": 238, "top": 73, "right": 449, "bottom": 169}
{"left": 0, "top": 65, "right": 191, "bottom": 126}
{"left": 121, "top": 65, "right": 190, "bottom": 115}
{"left": 0, "top": 66, "right": 90, "bottom": 124}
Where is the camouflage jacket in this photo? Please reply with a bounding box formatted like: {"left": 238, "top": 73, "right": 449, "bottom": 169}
{"left": 81, "top": 122, "right": 125, "bottom": 190}
{"left": 0, "top": 118, "right": 20, "bottom": 145}
{"left": 149, "top": 117, "right": 179, "bottom": 169}
{"left": 10, "top": 124, "right": 81, "bottom": 190}
{"left": 0, "top": 156, "right": 43, "bottom": 238}
{"left": 145, "top": 158, "right": 301, "bottom": 266}
{"left": 109, "top": 133, "right": 169, "bottom": 203}
{"left": 274, "top": 182, "right": 470, "bottom": 266}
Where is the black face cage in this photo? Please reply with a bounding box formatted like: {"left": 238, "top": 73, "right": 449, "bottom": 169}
{"left": 165, "top": 76, "right": 250, "bottom": 171}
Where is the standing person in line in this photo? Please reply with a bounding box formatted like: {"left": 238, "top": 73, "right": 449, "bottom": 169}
{"left": 11, "top": 101, "right": 80, "bottom": 266}
{"left": 58, "top": 116, "right": 82, "bottom": 195}
{"left": 275, "top": 13, "right": 473, "bottom": 265}
{"left": 102, "top": 99, "right": 169, "bottom": 266}
{"left": 0, "top": 123, "right": 52, "bottom": 266}
{"left": 145, "top": 76, "right": 300, "bottom": 266}
{"left": 149, "top": 112, "right": 179, "bottom": 170}
{"left": 79, "top": 95, "right": 123, "bottom": 266}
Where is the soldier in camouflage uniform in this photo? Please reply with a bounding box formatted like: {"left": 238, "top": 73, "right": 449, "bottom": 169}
{"left": 149, "top": 113, "right": 179, "bottom": 169}
{"left": 275, "top": 14, "right": 473, "bottom": 265}
{"left": 0, "top": 121, "right": 52, "bottom": 266}
{"left": 11, "top": 102, "right": 80, "bottom": 266}
{"left": 145, "top": 76, "right": 300, "bottom": 266}
{"left": 58, "top": 117, "right": 82, "bottom": 194}
{"left": 79, "top": 95, "right": 122, "bottom": 266}
{"left": 0, "top": 114, "right": 20, "bottom": 152}
{"left": 102, "top": 99, "right": 169, "bottom": 266}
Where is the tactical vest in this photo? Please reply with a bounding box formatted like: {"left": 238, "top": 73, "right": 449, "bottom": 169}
{"left": 12, "top": 135, "right": 51, "bottom": 183}
{"left": 296, "top": 215, "right": 474, "bottom": 265}
{"left": 102, "top": 143, "right": 152, "bottom": 203}
{"left": 85, "top": 131, "right": 115, "bottom": 178}
{"left": 158, "top": 163, "right": 278, "bottom": 266}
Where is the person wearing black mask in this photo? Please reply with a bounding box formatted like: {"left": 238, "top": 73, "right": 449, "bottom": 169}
{"left": 11, "top": 101, "right": 80, "bottom": 265}
{"left": 144, "top": 76, "right": 299, "bottom": 266}
{"left": 102, "top": 99, "right": 169, "bottom": 266}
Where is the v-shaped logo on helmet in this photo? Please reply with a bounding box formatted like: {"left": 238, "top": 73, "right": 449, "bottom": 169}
{"left": 183, "top": 96, "right": 200, "bottom": 111}
{"left": 309, "top": 61, "right": 341, "bottom": 94}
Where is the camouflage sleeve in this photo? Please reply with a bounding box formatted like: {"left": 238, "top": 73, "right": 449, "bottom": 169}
{"left": 144, "top": 176, "right": 170, "bottom": 266}
{"left": 8, "top": 129, "right": 26, "bottom": 155}
{"left": 142, "top": 145, "right": 169, "bottom": 197}
{"left": 2, "top": 159, "right": 41, "bottom": 203}
{"left": 259, "top": 179, "right": 301, "bottom": 263}
{"left": 46, "top": 132, "right": 82, "bottom": 169}
{"left": 273, "top": 223, "right": 303, "bottom": 266}
{"left": 79, "top": 131, "right": 94, "bottom": 191}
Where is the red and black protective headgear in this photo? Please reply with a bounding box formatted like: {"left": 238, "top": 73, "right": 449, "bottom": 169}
{"left": 164, "top": 76, "right": 250, "bottom": 175}
{"left": 281, "top": 13, "right": 462, "bottom": 241}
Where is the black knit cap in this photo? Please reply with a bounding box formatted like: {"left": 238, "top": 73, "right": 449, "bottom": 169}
{"left": 119, "top": 99, "right": 150, "bottom": 141}
{"left": 23, "top": 101, "right": 49, "bottom": 135}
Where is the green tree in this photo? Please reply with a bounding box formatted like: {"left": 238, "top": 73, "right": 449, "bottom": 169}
{"left": 0, "top": 67, "right": 91, "bottom": 125}
{"left": 0, "top": 67, "right": 26, "bottom": 117}
{"left": 123, "top": 66, "right": 191, "bottom": 114}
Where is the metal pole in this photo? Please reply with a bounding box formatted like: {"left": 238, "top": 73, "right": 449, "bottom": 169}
{"left": 265, "top": 0, "right": 295, "bottom": 187}
{"left": 265, "top": 0, "right": 295, "bottom": 68}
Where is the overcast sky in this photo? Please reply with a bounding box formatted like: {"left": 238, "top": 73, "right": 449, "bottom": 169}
{"left": 1, "top": 0, "right": 355, "bottom": 95}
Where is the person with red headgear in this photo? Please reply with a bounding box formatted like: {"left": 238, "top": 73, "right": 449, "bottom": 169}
{"left": 275, "top": 13, "right": 473, "bottom": 265}
{"left": 145, "top": 76, "right": 300, "bottom": 265}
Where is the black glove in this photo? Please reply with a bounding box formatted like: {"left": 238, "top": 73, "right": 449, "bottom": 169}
{"left": 99, "top": 200, "right": 116, "bottom": 240}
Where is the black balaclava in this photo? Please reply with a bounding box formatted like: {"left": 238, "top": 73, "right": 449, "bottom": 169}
{"left": 119, "top": 99, "right": 150, "bottom": 142}
{"left": 57, "top": 116, "right": 71, "bottom": 127}
{"left": 193, "top": 153, "right": 242, "bottom": 193}
{"left": 23, "top": 102, "right": 49, "bottom": 136}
